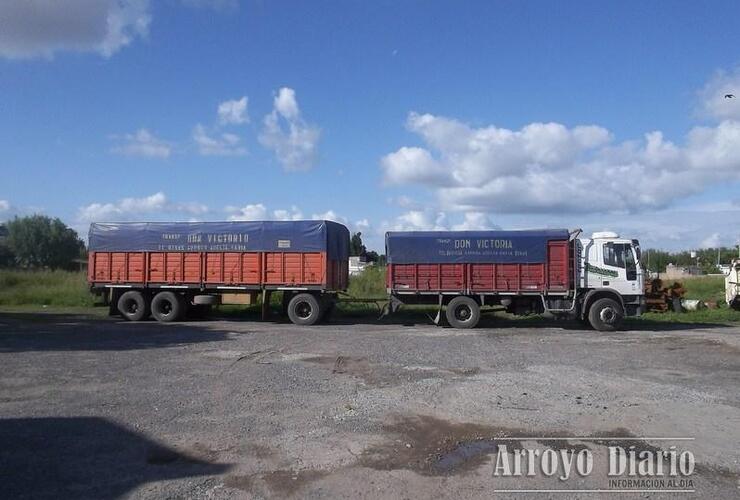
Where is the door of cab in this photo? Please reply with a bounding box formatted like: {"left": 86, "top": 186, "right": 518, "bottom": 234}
{"left": 599, "top": 241, "right": 639, "bottom": 295}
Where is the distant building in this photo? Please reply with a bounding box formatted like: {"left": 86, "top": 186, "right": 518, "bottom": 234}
{"left": 349, "top": 256, "right": 372, "bottom": 276}
{"left": 664, "top": 263, "right": 704, "bottom": 280}
{"left": 717, "top": 264, "right": 732, "bottom": 275}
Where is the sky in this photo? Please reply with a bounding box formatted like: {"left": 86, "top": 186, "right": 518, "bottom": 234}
{"left": 1, "top": 0, "right": 740, "bottom": 252}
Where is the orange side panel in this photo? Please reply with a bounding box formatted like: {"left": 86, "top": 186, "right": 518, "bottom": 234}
{"left": 89, "top": 250, "right": 344, "bottom": 289}
{"left": 241, "top": 253, "right": 260, "bottom": 284}
{"left": 264, "top": 253, "right": 284, "bottom": 284}
{"left": 164, "top": 252, "right": 183, "bottom": 282}
{"left": 264, "top": 252, "right": 326, "bottom": 285}
{"left": 183, "top": 253, "right": 201, "bottom": 282}
{"left": 91, "top": 252, "right": 110, "bottom": 282}
{"left": 223, "top": 253, "right": 241, "bottom": 284}
{"left": 127, "top": 253, "right": 145, "bottom": 282}
{"left": 110, "top": 253, "right": 127, "bottom": 282}
{"left": 148, "top": 253, "right": 165, "bottom": 282}
{"left": 205, "top": 253, "right": 223, "bottom": 283}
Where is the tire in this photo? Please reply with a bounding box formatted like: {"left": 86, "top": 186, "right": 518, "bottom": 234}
{"left": 445, "top": 296, "right": 480, "bottom": 329}
{"left": 151, "top": 291, "right": 185, "bottom": 323}
{"left": 287, "top": 293, "right": 322, "bottom": 326}
{"left": 117, "top": 291, "right": 149, "bottom": 321}
{"left": 588, "top": 298, "right": 624, "bottom": 332}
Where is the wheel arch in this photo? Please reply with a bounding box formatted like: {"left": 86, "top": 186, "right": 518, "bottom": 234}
{"left": 581, "top": 288, "right": 624, "bottom": 318}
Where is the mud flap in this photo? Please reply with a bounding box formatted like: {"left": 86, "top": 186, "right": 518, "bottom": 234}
{"left": 426, "top": 294, "right": 444, "bottom": 326}
{"left": 380, "top": 295, "right": 404, "bottom": 320}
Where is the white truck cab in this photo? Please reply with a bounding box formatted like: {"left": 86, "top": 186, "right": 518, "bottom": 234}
{"left": 573, "top": 231, "right": 645, "bottom": 330}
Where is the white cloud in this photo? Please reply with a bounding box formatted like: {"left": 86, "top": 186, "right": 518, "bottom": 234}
{"left": 77, "top": 192, "right": 208, "bottom": 222}
{"left": 381, "top": 147, "right": 449, "bottom": 186}
{"left": 259, "top": 87, "right": 321, "bottom": 171}
{"left": 227, "top": 204, "right": 304, "bottom": 221}
{"left": 0, "top": 0, "right": 151, "bottom": 60}
{"left": 193, "top": 124, "right": 247, "bottom": 156}
{"left": 452, "top": 212, "right": 498, "bottom": 231}
{"left": 382, "top": 111, "right": 740, "bottom": 214}
{"left": 0, "top": 200, "right": 9, "bottom": 212}
{"left": 311, "top": 210, "right": 346, "bottom": 223}
{"left": 274, "top": 206, "right": 304, "bottom": 221}
{"left": 385, "top": 210, "right": 449, "bottom": 232}
{"left": 700, "top": 233, "right": 722, "bottom": 249}
{"left": 699, "top": 68, "right": 740, "bottom": 120}
{"left": 218, "top": 96, "right": 249, "bottom": 125}
{"left": 227, "top": 203, "right": 268, "bottom": 221}
{"left": 111, "top": 129, "right": 171, "bottom": 158}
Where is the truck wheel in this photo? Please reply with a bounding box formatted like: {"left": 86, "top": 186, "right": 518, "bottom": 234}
{"left": 446, "top": 296, "right": 480, "bottom": 329}
{"left": 117, "top": 291, "right": 149, "bottom": 321}
{"left": 588, "top": 298, "right": 624, "bottom": 332}
{"left": 151, "top": 291, "right": 185, "bottom": 323}
{"left": 287, "top": 293, "right": 322, "bottom": 326}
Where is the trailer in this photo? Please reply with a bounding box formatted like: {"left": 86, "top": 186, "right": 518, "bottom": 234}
{"left": 385, "top": 229, "right": 645, "bottom": 331}
{"left": 88, "top": 220, "right": 349, "bottom": 325}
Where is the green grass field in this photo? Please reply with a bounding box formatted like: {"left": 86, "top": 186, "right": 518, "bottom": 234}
{"left": 0, "top": 270, "right": 94, "bottom": 307}
{"left": 0, "top": 268, "right": 737, "bottom": 325}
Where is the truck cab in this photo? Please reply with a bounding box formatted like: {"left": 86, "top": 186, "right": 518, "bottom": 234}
{"left": 576, "top": 231, "right": 645, "bottom": 329}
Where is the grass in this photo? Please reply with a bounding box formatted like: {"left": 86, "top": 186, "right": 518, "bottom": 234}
{"left": 0, "top": 269, "right": 94, "bottom": 307}
{"left": 346, "top": 265, "right": 386, "bottom": 298}
{"left": 641, "top": 275, "right": 740, "bottom": 323}
{"left": 667, "top": 275, "right": 726, "bottom": 303}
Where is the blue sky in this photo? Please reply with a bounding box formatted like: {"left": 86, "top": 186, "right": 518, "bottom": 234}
{"left": 2, "top": 0, "right": 740, "bottom": 252}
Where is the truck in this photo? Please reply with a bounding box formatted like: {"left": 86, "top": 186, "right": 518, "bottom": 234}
{"left": 726, "top": 259, "right": 740, "bottom": 310}
{"left": 87, "top": 220, "right": 349, "bottom": 325}
{"left": 385, "top": 229, "right": 645, "bottom": 331}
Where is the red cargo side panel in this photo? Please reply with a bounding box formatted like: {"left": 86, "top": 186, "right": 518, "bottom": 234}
{"left": 547, "top": 241, "right": 569, "bottom": 290}
{"left": 389, "top": 263, "right": 465, "bottom": 291}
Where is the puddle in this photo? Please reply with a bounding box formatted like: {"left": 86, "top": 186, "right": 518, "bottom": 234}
{"left": 360, "top": 415, "right": 529, "bottom": 476}
{"left": 433, "top": 439, "right": 501, "bottom": 473}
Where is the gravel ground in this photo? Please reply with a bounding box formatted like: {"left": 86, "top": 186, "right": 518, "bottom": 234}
{"left": 1, "top": 311, "right": 739, "bottom": 499}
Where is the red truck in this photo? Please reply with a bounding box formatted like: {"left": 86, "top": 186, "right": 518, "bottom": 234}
{"left": 385, "top": 229, "right": 645, "bottom": 331}
{"left": 88, "top": 220, "right": 349, "bottom": 325}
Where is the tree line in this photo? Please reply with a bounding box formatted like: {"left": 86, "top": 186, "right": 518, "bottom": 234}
{"left": 642, "top": 246, "right": 739, "bottom": 274}
{"left": 0, "top": 215, "right": 85, "bottom": 270}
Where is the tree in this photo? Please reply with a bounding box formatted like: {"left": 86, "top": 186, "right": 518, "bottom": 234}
{"left": 349, "top": 232, "right": 367, "bottom": 257}
{"left": 6, "top": 215, "right": 85, "bottom": 270}
{"left": 364, "top": 250, "right": 386, "bottom": 265}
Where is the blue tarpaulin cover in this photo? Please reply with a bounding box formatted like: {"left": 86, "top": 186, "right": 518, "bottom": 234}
{"left": 385, "top": 229, "right": 569, "bottom": 264}
{"left": 89, "top": 221, "right": 350, "bottom": 260}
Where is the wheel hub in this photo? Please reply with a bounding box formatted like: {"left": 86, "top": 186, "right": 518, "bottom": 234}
{"left": 600, "top": 307, "right": 616, "bottom": 323}
{"left": 455, "top": 305, "right": 472, "bottom": 321}
{"left": 296, "top": 302, "right": 312, "bottom": 319}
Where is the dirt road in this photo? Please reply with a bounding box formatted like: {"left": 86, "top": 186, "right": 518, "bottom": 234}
{"left": 1, "top": 312, "right": 739, "bottom": 498}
